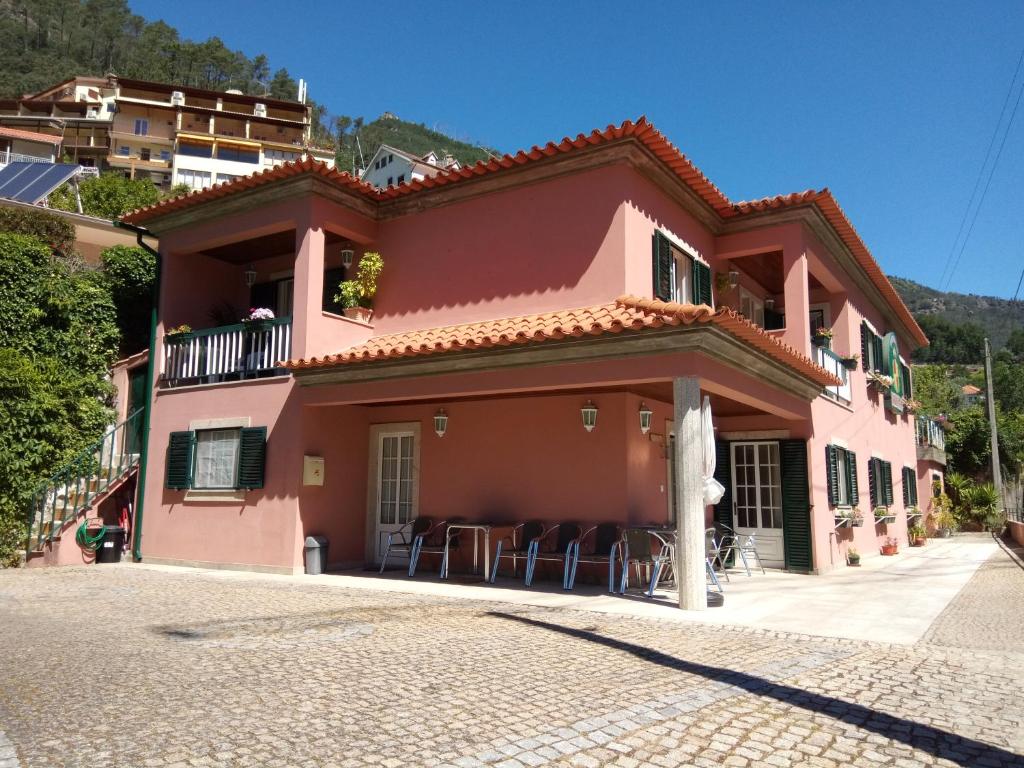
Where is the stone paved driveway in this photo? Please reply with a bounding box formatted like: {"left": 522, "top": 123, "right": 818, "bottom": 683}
{"left": 1, "top": 545, "right": 1023, "bottom": 767}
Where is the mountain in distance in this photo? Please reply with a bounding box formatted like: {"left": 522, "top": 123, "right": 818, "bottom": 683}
{"left": 891, "top": 276, "right": 1024, "bottom": 351}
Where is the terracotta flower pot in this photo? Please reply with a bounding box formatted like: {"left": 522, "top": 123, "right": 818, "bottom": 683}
{"left": 343, "top": 306, "right": 373, "bottom": 323}
{"left": 913, "top": 536, "right": 927, "bottom": 547}
{"left": 880, "top": 544, "right": 898, "bottom": 556}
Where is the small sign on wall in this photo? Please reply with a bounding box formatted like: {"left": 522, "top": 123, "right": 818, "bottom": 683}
{"left": 303, "top": 455, "right": 325, "bottom": 486}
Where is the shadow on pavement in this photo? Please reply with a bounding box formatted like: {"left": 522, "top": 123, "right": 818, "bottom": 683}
{"left": 489, "top": 611, "right": 1020, "bottom": 768}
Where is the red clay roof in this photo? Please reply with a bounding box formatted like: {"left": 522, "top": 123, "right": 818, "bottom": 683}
{"left": 0, "top": 126, "right": 62, "bottom": 145}
{"left": 122, "top": 116, "right": 924, "bottom": 346}
{"left": 284, "top": 295, "right": 842, "bottom": 388}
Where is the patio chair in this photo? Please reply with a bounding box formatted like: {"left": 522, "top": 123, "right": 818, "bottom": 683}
{"left": 489, "top": 521, "right": 544, "bottom": 583}
{"left": 409, "top": 519, "right": 459, "bottom": 577}
{"left": 705, "top": 527, "right": 729, "bottom": 590}
{"left": 379, "top": 516, "right": 433, "bottom": 575}
{"left": 618, "top": 528, "right": 673, "bottom": 597}
{"left": 719, "top": 523, "right": 766, "bottom": 576}
{"left": 525, "top": 523, "right": 580, "bottom": 589}
{"left": 567, "top": 523, "right": 621, "bottom": 592}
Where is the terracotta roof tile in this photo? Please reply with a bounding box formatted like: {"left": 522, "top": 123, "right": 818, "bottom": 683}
{"left": 0, "top": 126, "right": 62, "bottom": 145}
{"left": 284, "top": 296, "right": 842, "bottom": 388}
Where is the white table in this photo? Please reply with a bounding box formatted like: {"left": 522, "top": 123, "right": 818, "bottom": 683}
{"left": 441, "top": 523, "right": 492, "bottom": 580}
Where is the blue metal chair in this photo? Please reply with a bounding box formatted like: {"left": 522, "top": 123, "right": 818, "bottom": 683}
{"left": 379, "top": 517, "right": 433, "bottom": 576}
{"left": 619, "top": 528, "right": 673, "bottom": 597}
{"left": 567, "top": 523, "right": 621, "bottom": 592}
{"left": 489, "top": 521, "right": 544, "bottom": 583}
{"left": 409, "top": 519, "right": 458, "bottom": 577}
{"left": 525, "top": 523, "right": 580, "bottom": 589}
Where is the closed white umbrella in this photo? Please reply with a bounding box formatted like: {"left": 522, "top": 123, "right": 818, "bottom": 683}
{"left": 702, "top": 395, "right": 725, "bottom": 505}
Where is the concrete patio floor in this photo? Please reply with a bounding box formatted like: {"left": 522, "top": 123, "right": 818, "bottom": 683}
{"left": 146, "top": 533, "right": 999, "bottom": 646}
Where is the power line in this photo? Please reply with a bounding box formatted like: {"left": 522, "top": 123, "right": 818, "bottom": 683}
{"left": 1014, "top": 265, "right": 1024, "bottom": 303}
{"left": 937, "top": 47, "right": 1024, "bottom": 290}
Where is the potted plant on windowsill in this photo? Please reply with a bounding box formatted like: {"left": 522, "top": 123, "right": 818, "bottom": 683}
{"left": 839, "top": 353, "right": 859, "bottom": 371}
{"left": 165, "top": 324, "right": 193, "bottom": 343}
{"left": 850, "top": 507, "right": 865, "bottom": 527}
{"left": 812, "top": 327, "right": 833, "bottom": 349}
{"left": 909, "top": 523, "right": 927, "bottom": 547}
{"left": 242, "top": 307, "right": 275, "bottom": 333}
{"left": 874, "top": 506, "right": 895, "bottom": 524}
{"left": 880, "top": 537, "right": 899, "bottom": 556}
{"left": 336, "top": 251, "right": 383, "bottom": 323}
{"left": 847, "top": 546, "right": 861, "bottom": 566}
{"left": 867, "top": 371, "right": 893, "bottom": 391}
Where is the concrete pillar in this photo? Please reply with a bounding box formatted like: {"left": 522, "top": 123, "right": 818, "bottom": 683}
{"left": 293, "top": 212, "right": 325, "bottom": 360}
{"left": 673, "top": 376, "right": 705, "bottom": 611}
{"left": 783, "top": 246, "right": 811, "bottom": 356}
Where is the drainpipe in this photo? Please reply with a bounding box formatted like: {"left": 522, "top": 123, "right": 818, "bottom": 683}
{"left": 113, "top": 220, "right": 159, "bottom": 562}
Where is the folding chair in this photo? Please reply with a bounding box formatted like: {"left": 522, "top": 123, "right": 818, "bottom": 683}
{"left": 490, "top": 521, "right": 544, "bottom": 583}
{"left": 567, "top": 523, "right": 620, "bottom": 592}
{"left": 379, "top": 516, "right": 433, "bottom": 576}
{"left": 618, "top": 528, "right": 673, "bottom": 597}
{"left": 525, "top": 523, "right": 580, "bottom": 589}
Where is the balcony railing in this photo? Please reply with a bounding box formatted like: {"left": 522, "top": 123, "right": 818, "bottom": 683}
{"left": 0, "top": 150, "right": 53, "bottom": 166}
{"left": 815, "top": 346, "right": 852, "bottom": 404}
{"left": 916, "top": 416, "right": 945, "bottom": 451}
{"left": 161, "top": 317, "right": 292, "bottom": 387}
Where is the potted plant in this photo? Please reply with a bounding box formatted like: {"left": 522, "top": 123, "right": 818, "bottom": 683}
{"left": 874, "top": 506, "right": 893, "bottom": 523}
{"left": 335, "top": 251, "right": 383, "bottom": 323}
{"left": 880, "top": 537, "right": 899, "bottom": 556}
{"left": 905, "top": 399, "right": 923, "bottom": 413}
{"left": 847, "top": 546, "right": 860, "bottom": 566}
{"left": 812, "top": 327, "right": 833, "bottom": 349}
{"left": 909, "top": 523, "right": 927, "bottom": 547}
{"left": 165, "top": 323, "right": 193, "bottom": 343}
{"left": 850, "top": 507, "right": 865, "bottom": 527}
{"left": 242, "top": 307, "right": 275, "bottom": 333}
{"left": 932, "top": 495, "right": 955, "bottom": 538}
{"left": 867, "top": 371, "right": 893, "bottom": 390}
{"left": 840, "top": 353, "right": 859, "bottom": 371}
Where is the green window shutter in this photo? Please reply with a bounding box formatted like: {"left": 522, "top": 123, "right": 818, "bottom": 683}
{"left": 868, "top": 458, "right": 878, "bottom": 508}
{"left": 780, "top": 439, "right": 812, "bottom": 572}
{"left": 882, "top": 460, "right": 893, "bottom": 506}
{"left": 652, "top": 232, "right": 673, "bottom": 302}
{"left": 847, "top": 451, "right": 859, "bottom": 506}
{"left": 873, "top": 335, "right": 884, "bottom": 373}
{"left": 712, "top": 440, "right": 734, "bottom": 565}
{"left": 237, "top": 426, "right": 267, "bottom": 490}
{"left": 902, "top": 467, "right": 911, "bottom": 507}
{"left": 691, "top": 260, "right": 713, "bottom": 307}
{"left": 165, "top": 431, "right": 195, "bottom": 490}
{"left": 860, "top": 323, "right": 870, "bottom": 371}
{"left": 901, "top": 362, "right": 913, "bottom": 399}
{"left": 825, "top": 445, "right": 838, "bottom": 507}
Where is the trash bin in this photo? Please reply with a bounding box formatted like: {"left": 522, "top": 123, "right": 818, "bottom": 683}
{"left": 304, "top": 535, "right": 329, "bottom": 575}
{"left": 95, "top": 526, "right": 126, "bottom": 564}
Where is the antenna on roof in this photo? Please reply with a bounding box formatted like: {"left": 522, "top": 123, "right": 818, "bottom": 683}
{"left": 355, "top": 134, "right": 365, "bottom": 173}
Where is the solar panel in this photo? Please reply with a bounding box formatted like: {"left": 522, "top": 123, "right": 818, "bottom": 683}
{"left": 0, "top": 162, "right": 81, "bottom": 205}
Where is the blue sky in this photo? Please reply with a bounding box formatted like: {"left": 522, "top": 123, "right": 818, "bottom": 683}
{"left": 131, "top": 1, "right": 1024, "bottom": 298}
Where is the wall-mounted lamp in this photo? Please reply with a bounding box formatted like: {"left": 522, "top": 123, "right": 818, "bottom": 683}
{"left": 728, "top": 270, "right": 740, "bottom": 288}
{"left": 244, "top": 264, "right": 257, "bottom": 288}
{"left": 764, "top": 297, "right": 775, "bottom": 310}
{"left": 433, "top": 408, "right": 448, "bottom": 437}
{"left": 341, "top": 248, "right": 355, "bottom": 269}
{"left": 581, "top": 400, "right": 598, "bottom": 432}
{"left": 639, "top": 402, "right": 653, "bottom": 434}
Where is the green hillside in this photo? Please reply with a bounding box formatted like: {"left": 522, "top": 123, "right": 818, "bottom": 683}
{"left": 334, "top": 113, "right": 498, "bottom": 176}
{"left": 892, "top": 276, "right": 1024, "bottom": 353}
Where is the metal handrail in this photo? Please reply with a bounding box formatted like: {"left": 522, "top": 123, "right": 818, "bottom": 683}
{"left": 25, "top": 409, "right": 144, "bottom": 553}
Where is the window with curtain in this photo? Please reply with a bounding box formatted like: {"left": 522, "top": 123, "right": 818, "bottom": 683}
{"left": 193, "top": 429, "right": 241, "bottom": 489}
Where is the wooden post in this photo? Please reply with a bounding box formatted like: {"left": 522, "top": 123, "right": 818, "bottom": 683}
{"left": 673, "top": 376, "right": 705, "bottom": 611}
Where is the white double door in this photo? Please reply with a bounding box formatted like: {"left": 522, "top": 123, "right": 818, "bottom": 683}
{"left": 374, "top": 431, "right": 416, "bottom": 563}
{"left": 731, "top": 441, "right": 785, "bottom": 568}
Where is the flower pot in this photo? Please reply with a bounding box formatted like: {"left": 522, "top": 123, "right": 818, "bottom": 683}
{"left": 813, "top": 337, "right": 831, "bottom": 350}
{"left": 847, "top": 555, "right": 861, "bottom": 567}
{"left": 243, "top": 319, "right": 272, "bottom": 334}
{"left": 912, "top": 537, "right": 927, "bottom": 547}
{"left": 880, "top": 544, "right": 898, "bottom": 556}
{"left": 851, "top": 516, "right": 864, "bottom": 527}
{"left": 937, "top": 528, "right": 952, "bottom": 538}
{"left": 166, "top": 332, "right": 194, "bottom": 344}
{"left": 841, "top": 358, "right": 858, "bottom": 371}
{"left": 343, "top": 306, "right": 373, "bottom": 323}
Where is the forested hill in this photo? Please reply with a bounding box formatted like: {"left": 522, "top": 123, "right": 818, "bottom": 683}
{"left": 891, "top": 276, "right": 1024, "bottom": 355}
{"left": 334, "top": 114, "right": 497, "bottom": 175}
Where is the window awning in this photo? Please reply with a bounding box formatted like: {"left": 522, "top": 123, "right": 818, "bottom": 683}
{"left": 177, "top": 133, "right": 215, "bottom": 144}
{"left": 217, "top": 137, "right": 261, "bottom": 149}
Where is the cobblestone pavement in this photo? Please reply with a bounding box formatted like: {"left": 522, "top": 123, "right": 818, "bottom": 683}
{"left": 1, "top": 559, "right": 1023, "bottom": 768}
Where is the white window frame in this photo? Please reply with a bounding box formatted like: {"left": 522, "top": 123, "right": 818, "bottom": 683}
{"left": 192, "top": 428, "right": 241, "bottom": 490}
{"left": 134, "top": 118, "right": 148, "bottom": 136}
{"left": 177, "top": 168, "right": 212, "bottom": 191}
{"left": 670, "top": 246, "right": 692, "bottom": 304}
{"left": 739, "top": 287, "right": 765, "bottom": 328}
{"left": 833, "top": 444, "right": 852, "bottom": 507}
{"left": 809, "top": 303, "right": 830, "bottom": 334}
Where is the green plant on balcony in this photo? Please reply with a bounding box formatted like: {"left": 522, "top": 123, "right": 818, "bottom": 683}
{"left": 873, "top": 505, "right": 892, "bottom": 522}
{"left": 839, "top": 352, "right": 859, "bottom": 370}
{"left": 165, "top": 323, "right": 193, "bottom": 342}
{"left": 812, "top": 326, "right": 833, "bottom": 349}
{"left": 335, "top": 251, "right": 383, "bottom": 323}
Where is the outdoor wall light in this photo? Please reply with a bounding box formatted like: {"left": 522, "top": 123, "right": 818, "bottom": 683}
{"left": 728, "top": 270, "right": 740, "bottom": 288}
{"left": 581, "top": 400, "right": 598, "bottom": 432}
{"left": 244, "top": 264, "right": 257, "bottom": 288}
{"left": 639, "top": 402, "right": 653, "bottom": 435}
{"left": 764, "top": 297, "right": 775, "bottom": 310}
{"left": 433, "top": 408, "right": 448, "bottom": 437}
{"left": 341, "top": 248, "right": 355, "bottom": 269}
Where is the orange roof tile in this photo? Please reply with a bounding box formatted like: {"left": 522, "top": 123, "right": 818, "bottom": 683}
{"left": 285, "top": 296, "right": 842, "bottom": 388}
{"left": 0, "top": 126, "right": 62, "bottom": 145}
{"left": 122, "top": 116, "right": 924, "bottom": 348}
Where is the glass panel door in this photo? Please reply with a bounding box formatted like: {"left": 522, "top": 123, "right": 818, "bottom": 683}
{"left": 375, "top": 431, "right": 416, "bottom": 562}
{"left": 731, "top": 441, "right": 785, "bottom": 567}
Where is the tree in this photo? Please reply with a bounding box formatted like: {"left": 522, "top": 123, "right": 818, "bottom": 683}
{"left": 101, "top": 245, "right": 155, "bottom": 356}
{"left": 908, "top": 364, "right": 960, "bottom": 416}
{"left": 268, "top": 67, "right": 297, "bottom": 101}
{"left": 912, "top": 316, "right": 985, "bottom": 364}
{"left": 1005, "top": 328, "right": 1024, "bottom": 362}
{"left": 49, "top": 172, "right": 161, "bottom": 219}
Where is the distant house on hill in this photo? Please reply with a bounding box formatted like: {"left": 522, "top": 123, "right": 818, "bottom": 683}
{"left": 960, "top": 384, "right": 983, "bottom": 407}
{"left": 360, "top": 143, "right": 461, "bottom": 189}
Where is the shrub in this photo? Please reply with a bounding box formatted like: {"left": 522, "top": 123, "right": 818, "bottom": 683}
{"left": 0, "top": 207, "right": 76, "bottom": 260}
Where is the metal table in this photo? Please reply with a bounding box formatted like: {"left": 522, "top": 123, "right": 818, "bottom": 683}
{"left": 441, "top": 523, "right": 492, "bottom": 580}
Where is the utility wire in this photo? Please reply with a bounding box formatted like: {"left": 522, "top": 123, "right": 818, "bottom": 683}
{"left": 937, "top": 47, "right": 1024, "bottom": 290}
{"left": 1013, "top": 265, "right": 1024, "bottom": 303}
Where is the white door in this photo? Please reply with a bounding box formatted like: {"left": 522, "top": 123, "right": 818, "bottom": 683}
{"left": 731, "top": 442, "right": 785, "bottom": 567}
{"left": 374, "top": 431, "right": 416, "bottom": 563}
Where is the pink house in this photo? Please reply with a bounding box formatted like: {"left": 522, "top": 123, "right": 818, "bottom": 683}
{"left": 121, "top": 117, "right": 939, "bottom": 605}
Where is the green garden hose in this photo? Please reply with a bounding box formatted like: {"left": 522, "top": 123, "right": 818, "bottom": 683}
{"left": 75, "top": 522, "right": 107, "bottom": 552}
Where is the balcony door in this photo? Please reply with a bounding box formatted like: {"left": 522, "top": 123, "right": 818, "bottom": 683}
{"left": 731, "top": 442, "right": 784, "bottom": 567}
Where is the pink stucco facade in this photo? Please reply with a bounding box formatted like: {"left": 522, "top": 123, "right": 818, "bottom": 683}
{"left": 131, "top": 126, "right": 935, "bottom": 578}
